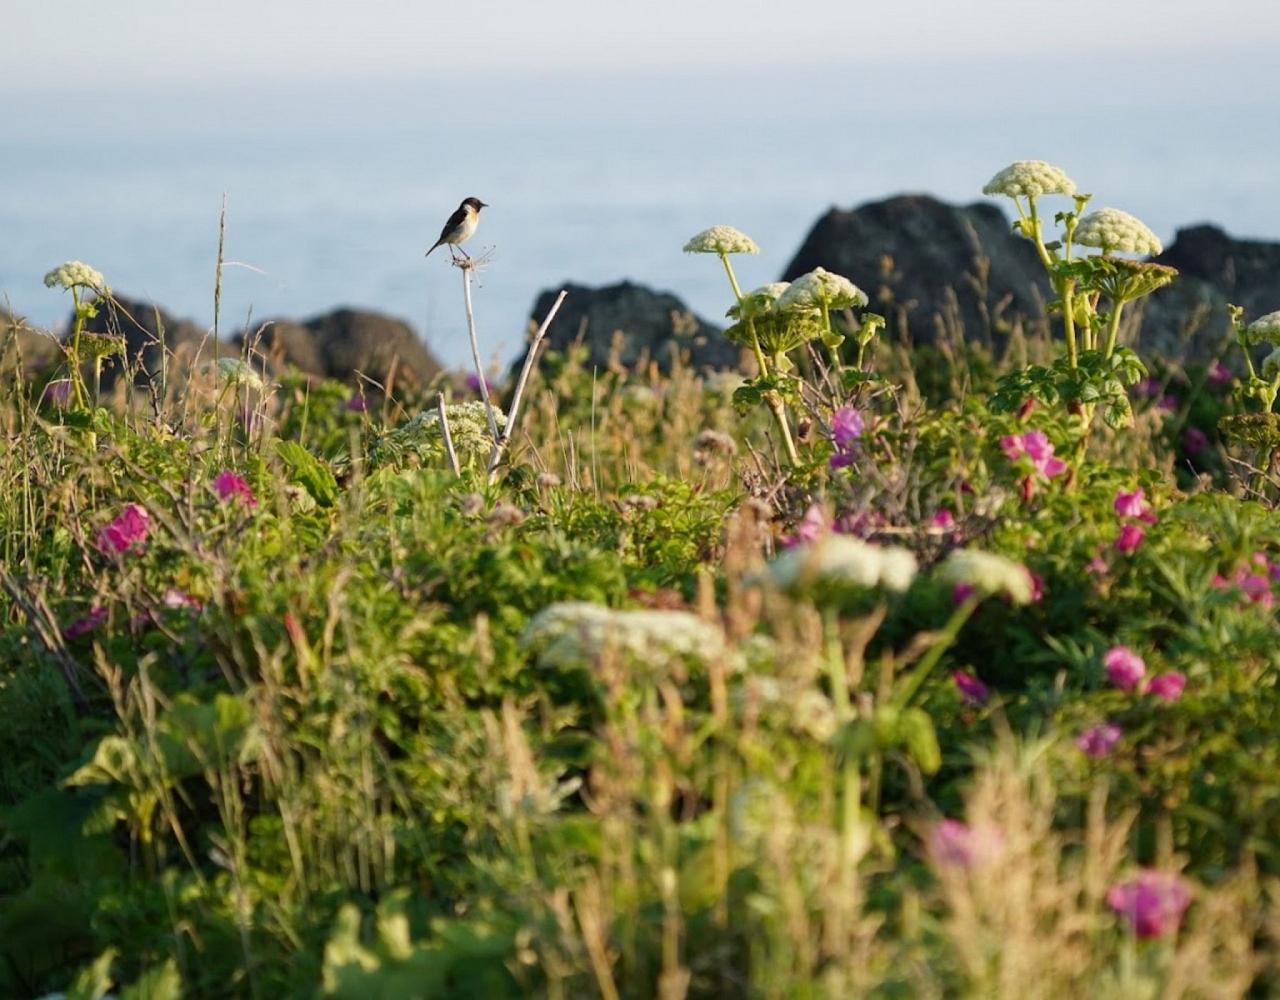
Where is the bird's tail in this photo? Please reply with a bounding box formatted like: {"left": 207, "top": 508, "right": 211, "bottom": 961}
{"left": 425, "top": 241, "right": 443, "bottom": 257}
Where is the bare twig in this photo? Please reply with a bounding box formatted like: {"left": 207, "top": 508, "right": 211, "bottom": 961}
{"left": 457, "top": 259, "right": 501, "bottom": 441}
{"left": 437, "top": 392, "right": 461, "bottom": 475}
{"left": 487, "top": 289, "right": 568, "bottom": 481}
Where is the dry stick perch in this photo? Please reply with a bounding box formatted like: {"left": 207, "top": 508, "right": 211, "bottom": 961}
{"left": 487, "top": 289, "right": 568, "bottom": 482}
{"left": 437, "top": 391, "right": 461, "bottom": 475}
{"left": 457, "top": 258, "right": 502, "bottom": 441}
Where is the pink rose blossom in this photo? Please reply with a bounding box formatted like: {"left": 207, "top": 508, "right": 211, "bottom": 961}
{"left": 1002, "top": 431, "right": 1067, "bottom": 479}
{"left": 1107, "top": 870, "right": 1192, "bottom": 939}
{"left": 1104, "top": 646, "right": 1146, "bottom": 692}
{"left": 929, "top": 509, "right": 956, "bottom": 532}
{"left": 1113, "top": 487, "right": 1149, "bottom": 520}
{"left": 1028, "top": 571, "right": 1045, "bottom": 603}
{"left": 1146, "top": 672, "right": 1186, "bottom": 703}
{"left": 213, "top": 471, "right": 257, "bottom": 509}
{"left": 928, "top": 819, "right": 1004, "bottom": 869}
{"left": 1115, "top": 523, "right": 1145, "bottom": 554}
{"left": 952, "top": 670, "right": 989, "bottom": 706}
{"left": 783, "top": 504, "right": 827, "bottom": 548}
{"left": 1240, "top": 574, "right": 1274, "bottom": 608}
{"left": 97, "top": 504, "right": 151, "bottom": 555}
{"left": 1076, "top": 723, "right": 1123, "bottom": 758}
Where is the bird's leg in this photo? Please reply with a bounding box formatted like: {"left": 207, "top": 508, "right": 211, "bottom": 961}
{"left": 459, "top": 247, "right": 472, "bottom": 261}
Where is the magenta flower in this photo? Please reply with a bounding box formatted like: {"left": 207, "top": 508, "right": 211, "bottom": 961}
{"left": 213, "top": 471, "right": 257, "bottom": 509}
{"left": 1107, "top": 870, "right": 1192, "bottom": 939}
{"left": 783, "top": 504, "right": 827, "bottom": 548}
{"left": 952, "top": 582, "right": 976, "bottom": 605}
{"left": 42, "top": 379, "right": 73, "bottom": 407}
{"left": 1208, "top": 361, "right": 1232, "bottom": 389}
{"left": 63, "top": 605, "right": 108, "bottom": 641}
{"left": 928, "top": 819, "right": 1004, "bottom": 869}
{"left": 952, "top": 670, "right": 990, "bottom": 706}
{"left": 97, "top": 504, "right": 151, "bottom": 555}
{"left": 1028, "top": 571, "right": 1045, "bottom": 603}
{"left": 1104, "top": 646, "right": 1146, "bottom": 692}
{"left": 831, "top": 407, "right": 865, "bottom": 450}
{"left": 1076, "top": 723, "right": 1123, "bottom": 758}
{"left": 930, "top": 509, "right": 956, "bottom": 532}
{"left": 1002, "top": 430, "right": 1067, "bottom": 479}
{"left": 1115, "top": 523, "right": 1145, "bottom": 554}
{"left": 1113, "top": 488, "right": 1149, "bottom": 520}
{"left": 1146, "top": 671, "right": 1186, "bottom": 703}
{"left": 1183, "top": 427, "right": 1209, "bottom": 456}
{"left": 1157, "top": 395, "right": 1179, "bottom": 413}
{"left": 1240, "top": 574, "right": 1274, "bottom": 608}
{"left": 345, "top": 396, "right": 368, "bottom": 413}
{"left": 465, "top": 372, "right": 484, "bottom": 394}
{"left": 1134, "top": 377, "right": 1162, "bottom": 398}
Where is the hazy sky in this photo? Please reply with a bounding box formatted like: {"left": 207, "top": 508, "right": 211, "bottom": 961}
{"left": 5, "top": 0, "right": 1279, "bottom": 93}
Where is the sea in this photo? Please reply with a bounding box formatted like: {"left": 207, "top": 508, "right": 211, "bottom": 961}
{"left": 3, "top": 67, "right": 1278, "bottom": 370}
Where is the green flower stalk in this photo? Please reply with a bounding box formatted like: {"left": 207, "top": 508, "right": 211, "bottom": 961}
{"left": 43, "top": 260, "right": 109, "bottom": 407}
{"left": 684, "top": 226, "right": 801, "bottom": 465}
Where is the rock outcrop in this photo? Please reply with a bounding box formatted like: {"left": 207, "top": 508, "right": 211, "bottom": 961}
{"left": 524, "top": 281, "right": 740, "bottom": 372}
{"left": 781, "top": 194, "right": 1051, "bottom": 346}
{"left": 75, "top": 294, "right": 211, "bottom": 388}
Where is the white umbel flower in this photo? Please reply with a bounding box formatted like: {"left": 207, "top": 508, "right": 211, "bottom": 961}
{"left": 1073, "top": 208, "right": 1163, "bottom": 255}
{"left": 1246, "top": 310, "right": 1280, "bottom": 346}
{"left": 1262, "top": 347, "right": 1280, "bottom": 379}
{"left": 768, "top": 535, "right": 918, "bottom": 598}
{"left": 982, "top": 160, "right": 1077, "bottom": 199}
{"left": 682, "top": 226, "right": 760, "bottom": 255}
{"left": 43, "top": 260, "right": 108, "bottom": 293}
{"left": 776, "top": 268, "right": 868, "bottom": 312}
{"left": 209, "top": 357, "right": 265, "bottom": 390}
{"left": 937, "top": 549, "right": 1034, "bottom": 605}
{"left": 727, "top": 282, "right": 791, "bottom": 320}
{"left": 522, "top": 601, "right": 730, "bottom": 674}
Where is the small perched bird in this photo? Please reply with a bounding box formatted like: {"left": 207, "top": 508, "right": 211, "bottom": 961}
{"left": 425, "top": 197, "right": 489, "bottom": 259}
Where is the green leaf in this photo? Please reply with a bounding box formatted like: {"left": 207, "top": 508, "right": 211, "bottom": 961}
{"left": 121, "top": 959, "right": 182, "bottom": 1000}
{"left": 899, "top": 708, "right": 941, "bottom": 775}
{"left": 277, "top": 440, "right": 339, "bottom": 507}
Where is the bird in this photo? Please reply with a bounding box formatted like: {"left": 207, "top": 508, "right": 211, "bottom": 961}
{"left": 425, "top": 197, "right": 489, "bottom": 259}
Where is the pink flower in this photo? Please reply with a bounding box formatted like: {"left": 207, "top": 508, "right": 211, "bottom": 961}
{"left": 1208, "top": 361, "right": 1232, "bottom": 389}
{"left": 1183, "top": 427, "right": 1209, "bottom": 456}
{"left": 928, "top": 819, "right": 1004, "bottom": 869}
{"left": 1104, "top": 646, "right": 1146, "bottom": 692}
{"left": 929, "top": 509, "right": 956, "bottom": 532}
{"left": 345, "top": 396, "right": 368, "bottom": 413}
{"left": 42, "top": 379, "right": 73, "bottom": 407}
{"left": 1146, "top": 671, "right": 1186, "bottom": 703}
{"left": 1028, "top": 571, "right": 1045, "bottom": 603}
{"left": 213, "top": 471, "right": 257, "bottom": 509}
{"left": 1002, "top": 431, "right": 1067, "bottom": 479}
{"left": 1115, "top": 523, "right": 1145, "bottom": 554}
{"left": 1107, "top": 870, "right": 1192, "bottom": 939}
{"left": 952, "top": 670, "right": 989, "bottom": 706}
{"left": 783, "top": 504, "right": 827, "bottom": 548}
{"left": 830, "top": 407, "right": 864, "bottom": 450}
{"left": 952, "top": 582, "right": 976, "bottom": 605}
{"left": 1240, "top": 574, "right": 1274, "bottom": 609}
{"left": 162, "top": 588, "right": 203, "bottom": 612}
{"left": 1157, "top": 395, "right": 1179, "bottom": 413}
{"left": 1113, "top": 488, "right": 1149, "bottom": 520}
{"left": 1076, "top": 723, "right": 1123, "bottom": 758}
{"left": 97, "top": 504, "right": 151, "bottom": 555}
{"left": 63, "top": 605, "right": 108, "bottom": 640}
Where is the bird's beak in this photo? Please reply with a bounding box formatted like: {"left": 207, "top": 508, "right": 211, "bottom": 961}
{"left": 479, "top": 201, "right": 490, "bottom": 209}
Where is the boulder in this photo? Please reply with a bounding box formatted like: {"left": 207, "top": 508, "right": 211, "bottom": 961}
{"left": 523, "top": 281, "right": 741, "bottom": 372}
{"left": 249, "top": 308, "right": 443, "bottom": 389}
{"left": 781, "top": 194, "right": 1050, "bottom": 346}
{"left": 74, "top": 294, "right": 211, "bottom": 388}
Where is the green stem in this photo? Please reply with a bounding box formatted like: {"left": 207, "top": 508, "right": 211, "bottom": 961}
{"left": 68, "top": 288, "right": 87, "bottom": 407}
{"left": 892, "top": 595, "right": 979, "bottom": 709}
{"left": 719, "top": 253, "right": 744, "bottom": 302}
{"left": 1061, "top": 279, "right": 1079, "bottom": 367}
{"left": 824, "top": 608, "right": 851, "bottom": 719}
{"left": 1103, "top": 300, "right": 1127, "bottom": 359}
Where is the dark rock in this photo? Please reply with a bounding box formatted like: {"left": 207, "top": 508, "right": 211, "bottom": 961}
{"left": 782, "top": 194, "right": 1051, "bottom": 346}
{"left": 75, "top": 294, "right": 211, "bottom": 388}
{"left": 248, "top": 308, "right": 443, "bottom": 389}
{"left": 523, "top": 281, "right": 741, "bottom": 372}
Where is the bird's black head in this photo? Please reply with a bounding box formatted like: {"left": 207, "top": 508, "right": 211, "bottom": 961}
{"left": 462, "top": 197, "right": 488, "bottom": 212}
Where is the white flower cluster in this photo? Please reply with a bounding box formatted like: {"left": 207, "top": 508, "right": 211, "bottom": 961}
{"left": 210, "top": 357, "right": 265, "bottom": 390}
{"left": 767, "top": 535, "right": 918, "bottom": 599}
{"left": 42, "top": 260, "right": 108, "bottom": 293}
{"left": 727, "top": 281, "right": 791, "bottom": 320}
{"left": 682, "top": 225, "right": 760, "bottom": 255}
{"left": 1073, "top": 208, "right": 1163, "bottom": 256}
{"left": 937, "top": 549, "right": 1034, "bottom": 605}
{"left": 426, "top": 401, "right": 507, "bottom": 454}
{"left": 777, "top": 268, "right": 868, "bottom": 312}
{"left": 982, "top": 160, "right": 1077, "bottom": 199}
{"left": 521, "top": 601, "right": 731, "bottom": 674}
{"left": 1246, "top": 310, "right": 1280, "bottom": 346}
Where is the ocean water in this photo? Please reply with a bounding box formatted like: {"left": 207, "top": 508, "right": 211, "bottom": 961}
{"left": 3, "top": 83, "right": 1278, "bottom": 370}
